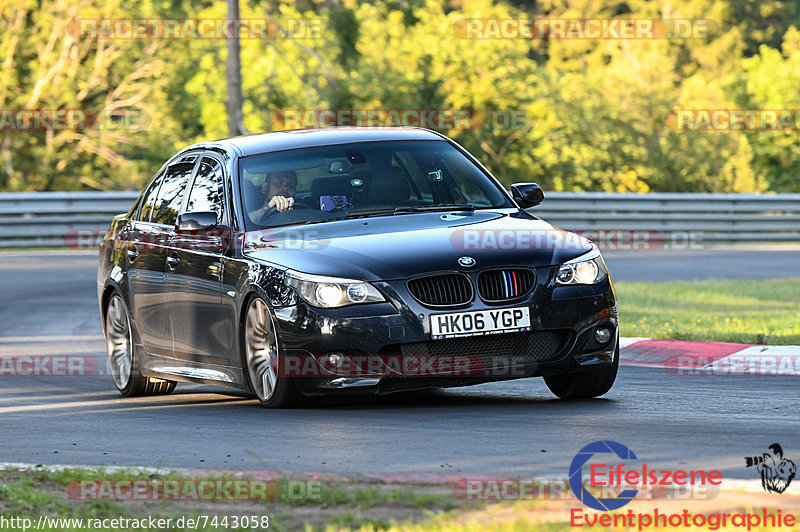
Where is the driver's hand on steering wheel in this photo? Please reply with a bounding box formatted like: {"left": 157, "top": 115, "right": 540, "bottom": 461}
{"left": 267, "top": 195, "right": 294, "bottom": 212}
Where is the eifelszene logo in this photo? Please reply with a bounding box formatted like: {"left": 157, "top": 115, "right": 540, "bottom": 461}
{"left": 569, "top": 441, "right": 722, "bottom": 511}
{"left": 745, "top": 443, "right": 797, "bottom": 494}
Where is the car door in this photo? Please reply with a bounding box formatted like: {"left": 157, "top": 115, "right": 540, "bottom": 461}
{"left": 166, "top": 155, "right": 231, "bottom": 366}
{"left": 126, "top": 169, "right": 172, "bottom": 357}
{"left": 129, "top": 156, "right": 197, "bottom": 357}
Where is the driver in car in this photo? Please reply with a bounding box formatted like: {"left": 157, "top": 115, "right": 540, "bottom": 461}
{"left": 250, "top": 170, "right": 297, "bottom": 220}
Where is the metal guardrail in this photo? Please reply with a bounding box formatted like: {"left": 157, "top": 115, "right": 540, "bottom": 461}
{"left": 0, "top": 192, "right": 140, "bottom": 248}
{"left": 534, "top": 192, "right": 800, "bottom": 244}
{"left": 0, "top": 191, "right": 798, "bottom": 248}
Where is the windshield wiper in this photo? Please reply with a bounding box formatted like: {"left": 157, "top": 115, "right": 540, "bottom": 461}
{"left": 392, "top": 204, "right": 477, "bottom": 213}
{"left": 344, "top": 208, "right": 396, "bottom": 218}
{"left": 264, "top": 205, "right": 480, "bottom": 227}
{"left": 345, "top": 204, "right": 477, "bottom": 218}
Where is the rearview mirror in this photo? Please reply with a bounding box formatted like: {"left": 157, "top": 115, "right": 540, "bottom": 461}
{"left": 176, "top": 211, "right": 219, "bottom": 232}
{"left": 510, "top": 183, "right": 545, "bottom": 208}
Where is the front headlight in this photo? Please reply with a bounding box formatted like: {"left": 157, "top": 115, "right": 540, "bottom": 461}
{"left": 284, "top": 270, "right": 385, "bottom": 308}
{"left": 556, "top": 245, "right": 608, "bottom": 285}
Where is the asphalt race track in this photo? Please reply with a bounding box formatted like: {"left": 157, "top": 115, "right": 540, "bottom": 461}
{"left": 1, "top": 249, "right": 799, "bottom": 480}
{"left": 602, "top": 245, "right": 800, "bottom": 282}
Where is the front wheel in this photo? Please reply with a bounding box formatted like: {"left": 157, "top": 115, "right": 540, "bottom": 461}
{"left": 104, "top": 293, "right": 175, "bottom": 397}
{"left": 243, "top": 296, "right": 308, "bottom": 408}
{"left": 544, "top": 340, "right": 619, "bottom": 399}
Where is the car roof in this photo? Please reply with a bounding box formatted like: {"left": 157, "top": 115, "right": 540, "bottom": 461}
{"left": 187, "top": 127, "right": 446, "bottom": 157}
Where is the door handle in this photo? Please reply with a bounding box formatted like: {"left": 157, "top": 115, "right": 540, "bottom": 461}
{"left": 166, "top": 254, "right": 180, "bottom": 269}
{"left": 126, "top": 246, "right": 139, "bottom": 261}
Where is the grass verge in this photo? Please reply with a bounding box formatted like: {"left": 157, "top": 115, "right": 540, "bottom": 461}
{"left": 3, "top": 468, "right": 798, "bottom": 531}
{"left": 616, "top": 278, "right": 800, "bottom": 345}
{"left": 0, "top": 468, "right": 473, "bottom": 531}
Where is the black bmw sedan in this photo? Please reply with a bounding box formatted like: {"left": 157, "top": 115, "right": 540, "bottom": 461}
{"left": 98, "top": 127, "right": 618, "bottom": 408}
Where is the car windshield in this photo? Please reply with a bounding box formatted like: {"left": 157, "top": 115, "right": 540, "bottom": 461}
{"left": 238, "top": 139, "right": 513, "bottom": 229}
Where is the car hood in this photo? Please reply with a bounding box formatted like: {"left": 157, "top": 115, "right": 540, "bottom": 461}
{"left": 243, "top": 210, "right": 593, "bottom": 281}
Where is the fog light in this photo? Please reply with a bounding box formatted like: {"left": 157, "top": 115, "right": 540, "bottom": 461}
{"left": 594, "top": 327, "right": 612, "bottom": 345}
{"left": 321, "top": 352, "right": 346, "bottom": 369}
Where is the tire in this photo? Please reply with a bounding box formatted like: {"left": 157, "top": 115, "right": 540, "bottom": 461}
{"left": 544, "top": 340, "right": 619, "bottom": 399}
{"left": 104, "top": 293, "right": 176, "bottom": 397}
{"left": 242, "top": 296, "right": 309, "bottom": 408}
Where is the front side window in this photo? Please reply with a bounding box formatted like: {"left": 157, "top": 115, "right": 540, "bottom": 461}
{"left": 137, "top": 171, "right": 165, "bottom": 222}
{"left": 238, "top": 140, "right": 512, "bottom": 229}
{"left": 186, "top": 157, "right": 224, "bottom": 215}
{"left": 151, "top": 162, "right": 194, "bottom": 226}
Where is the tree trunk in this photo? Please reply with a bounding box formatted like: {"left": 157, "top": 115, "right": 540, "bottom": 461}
{"left": 226, "top": 0, "right": 248, "bottom": 137}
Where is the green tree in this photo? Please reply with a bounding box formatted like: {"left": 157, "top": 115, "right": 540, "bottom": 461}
{"left": 737, "top": 26, "right": 800, "bottom": 192}
{"left": 0, "top": 0, "right": 185, "bottom": 190}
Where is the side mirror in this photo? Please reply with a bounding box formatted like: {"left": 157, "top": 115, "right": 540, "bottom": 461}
{"left": 510, "top": 183, "right": 545, "bottom": 208}
{"left": 176, "top": 211, "right": 219, "bottom": 232}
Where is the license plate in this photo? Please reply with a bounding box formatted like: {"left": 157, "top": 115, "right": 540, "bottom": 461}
{"left": 430, "top": 307, "right": 531, "bottom": 340}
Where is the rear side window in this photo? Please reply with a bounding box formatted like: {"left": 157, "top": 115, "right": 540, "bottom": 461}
{"left": 186, "top": 157, "right": 224, "bottom": 215}
{"left": 151, "top": 162, "right": 195, "bottom": 226}
{"left": 137, "top": 171, "right": 164, "bottom": 222}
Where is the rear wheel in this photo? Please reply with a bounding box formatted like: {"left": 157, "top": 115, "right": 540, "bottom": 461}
{"left": 544, "top": 340, "right": 619, "bottom": 399}
{"left": 105, "top": 293, "right": 175, "bottom": 397}
{"left": 243, "top": 296, "right": 308, "bottom": 408}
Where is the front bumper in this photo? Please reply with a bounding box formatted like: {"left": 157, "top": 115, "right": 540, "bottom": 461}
{"left": 270, "top": 265, "right": 617, "bottom": 395}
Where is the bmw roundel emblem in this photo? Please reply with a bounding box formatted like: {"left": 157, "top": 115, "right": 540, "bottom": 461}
{"left": 458, "top": 256, "right": 476, "bottom": 268}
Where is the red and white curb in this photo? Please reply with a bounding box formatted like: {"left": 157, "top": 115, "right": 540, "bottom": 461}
{"left": 620, "top": 337, "right": 800, "bottom": 376}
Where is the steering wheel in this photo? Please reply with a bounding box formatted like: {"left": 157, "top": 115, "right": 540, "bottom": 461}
{"left": 257, "top": 203, "right": 311, "bottom": 224}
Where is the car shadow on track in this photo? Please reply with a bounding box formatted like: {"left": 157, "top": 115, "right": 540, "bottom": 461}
{"left": 318, "top": 389, "right": 616, "bottom": 410}
{"left": 176, "top": 385, "right": 618, "bottom": 411}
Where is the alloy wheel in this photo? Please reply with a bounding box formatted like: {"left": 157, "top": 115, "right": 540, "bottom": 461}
{"left": 244, "top": 298, "right": 279, "bottom": 402}
{"left": 105, "top": 295, "right": 132, "bottom": 390}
